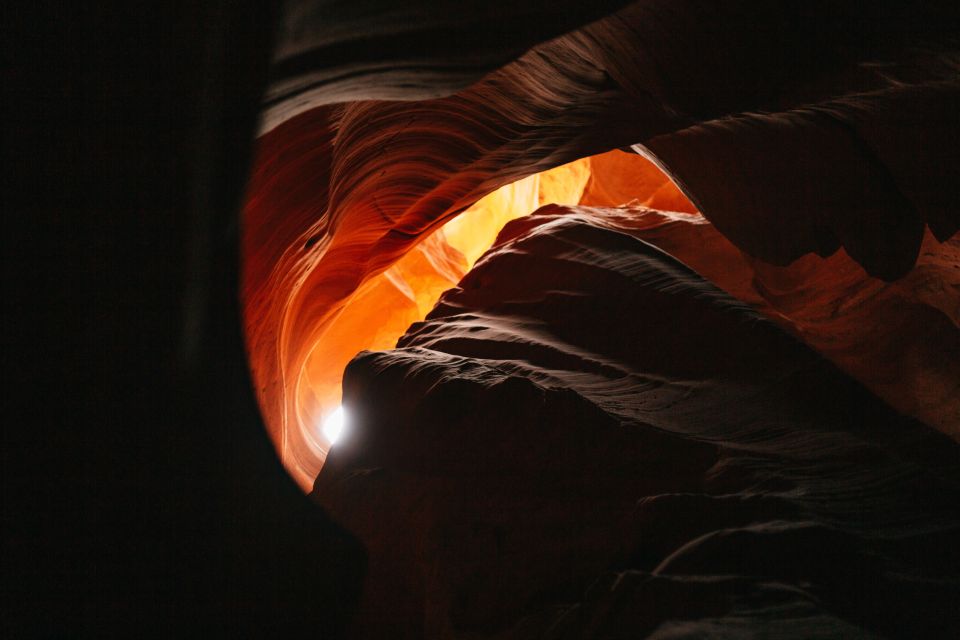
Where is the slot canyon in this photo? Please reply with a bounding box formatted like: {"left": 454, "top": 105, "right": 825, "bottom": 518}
{"left": 5, "top": 1, "right": 960, "bottom": 637}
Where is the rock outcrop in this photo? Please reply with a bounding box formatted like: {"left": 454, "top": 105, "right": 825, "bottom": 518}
{"left": 314, "top": 205, "right": 960, "bottom": 637}
{"left": 244, "top": 1, "right": 960, "bottom": 485}
{"left": 8, "top": 0, "right": 960, "bottom": 636}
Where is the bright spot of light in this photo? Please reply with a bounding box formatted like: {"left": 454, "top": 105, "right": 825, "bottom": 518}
{"left": 322, "top": 405, "right": 348, "bottom": 445}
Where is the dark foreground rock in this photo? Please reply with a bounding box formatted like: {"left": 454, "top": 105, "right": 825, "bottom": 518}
{"left": 314, "top": 205, "right": 960, "bottom": 638}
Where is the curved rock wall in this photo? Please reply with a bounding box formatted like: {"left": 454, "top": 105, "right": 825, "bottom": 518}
{"left": 243, "top": 1, "right": 959, "bottom": 487}
{"left": 314, "top": 203, "right": 960, "bottom": 637}
{"left": 580, "top": 152, "right": 960, "bottom": 439}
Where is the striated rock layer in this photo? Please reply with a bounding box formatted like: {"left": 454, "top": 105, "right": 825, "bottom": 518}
{"left": 314, "top": 204, "right": 960, "bottom": 638}
{"left": 580, "top": 151, "right": 960, "bottom": 440}
{"left": 244, "top": 1, "right": 960, "bottom": 485}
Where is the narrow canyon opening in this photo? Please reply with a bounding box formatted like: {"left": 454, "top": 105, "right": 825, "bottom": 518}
{"left": 236, "top": 3, "right": 960, "bottom": 634}
{"left": 11, "top": 2, "right": 960, "bottom": 636}
{"left": 243, "top": 148, "right": 697, "bottom": 489}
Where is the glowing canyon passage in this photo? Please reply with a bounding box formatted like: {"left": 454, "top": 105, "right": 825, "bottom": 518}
{"left": 12, "top": 1, "right": 960, "bottom": 637}
{"left": 241, "top": 96, "right": 959, "bottom": 640}
{"left": 244, "top": 148, "right": 704, "bottom": 487}
{"left": 233, "top": 6, "right": 960, "bottom": 632}
{"left": 243, "top": 146, "right": 958, "bottom": 493}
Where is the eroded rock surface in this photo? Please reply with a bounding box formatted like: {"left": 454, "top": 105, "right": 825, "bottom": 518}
{"left": 245, "top": 2, "right": 960, "bottom": 484}
{"left": 314, "top": 205, "right": 960, "bottom": 638}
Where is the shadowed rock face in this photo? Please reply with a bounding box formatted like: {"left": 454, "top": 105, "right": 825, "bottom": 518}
{"left": 249, "top": 5, "right": 960, "bottom": 631}
{"left": 244, "top": 0, "right": 960, "bottom": 485}
{"left": 578, "top": 163, "right": 960, "bottom": 440}
{"left": 9, "top": 0, "right": 959, "bottom": 636}
{"left": 314, "top": 205, "right": 960, "bottom": 638}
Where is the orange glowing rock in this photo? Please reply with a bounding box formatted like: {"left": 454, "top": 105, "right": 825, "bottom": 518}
{"left": 580, "top": 148, "right": 696, "bottom": 214}
{"left": 312, "top": 201, "right": 960, "bottom": 638}
{"left": 243, "top": 129, "right": 596, "bottom": 488}
{"left": 288, "top": 160, "right": 592, "bottom": 485}
{"left": 244, "top": 128, "right": 957, "bottom": 490}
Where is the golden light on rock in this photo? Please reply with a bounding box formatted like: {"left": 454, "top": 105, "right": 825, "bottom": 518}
{"left": 243, "top": 147, "right": 694, "bottom": 490}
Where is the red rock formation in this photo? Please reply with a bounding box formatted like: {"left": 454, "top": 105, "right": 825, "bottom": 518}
{"left": 244, "top": 132, "right": 593, "bottom": 486}
{"left": 578, "top": 152, "right": 960, "bottom": 439}
{"left": 314, "top": 203, "right": 960, "bottom": 637}
{"left": 13, "top": 1, "right": 960, "bottom": 635}
{"left": 243, "top": 2, "right": 959, "bottom": 488}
